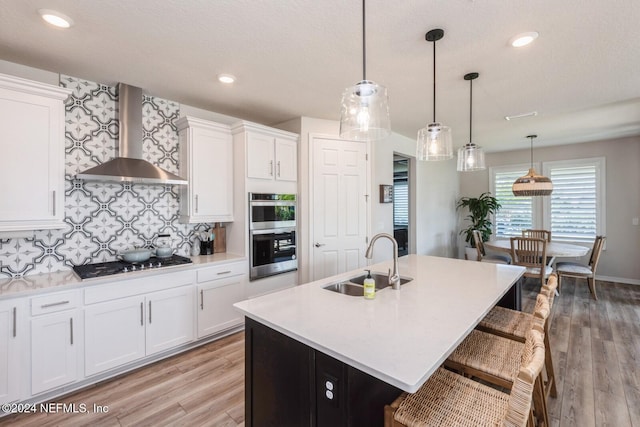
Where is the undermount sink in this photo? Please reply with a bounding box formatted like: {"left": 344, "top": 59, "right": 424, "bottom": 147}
{"left": 323, "top": 272, "right": 413, "bottom": 297}
{"left": 348, "top": 272, "right": 413, "bottom": 289}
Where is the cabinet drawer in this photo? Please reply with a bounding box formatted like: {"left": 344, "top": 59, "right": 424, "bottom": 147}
{"left": 197, "top": 261, "right": 247, "bottom": 283}
{"left": 31, "top": 290, "right": 81, "bottom": 316}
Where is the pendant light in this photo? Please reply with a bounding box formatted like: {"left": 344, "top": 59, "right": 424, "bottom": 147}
{"left": 417, "top": 29, "right": 453, "bottom": 161}
{"left": 512, "top": 135, "right": 553, "bottom": 196}
{"left": 457, "top": 72, "right": 486, "bottom": 171}
{"left": 339, "top": 0, "right": 391, "bottom": 141}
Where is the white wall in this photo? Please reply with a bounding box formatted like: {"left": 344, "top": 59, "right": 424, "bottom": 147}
{"left": 458, "top": 136, "right": 640, "bottom": 283}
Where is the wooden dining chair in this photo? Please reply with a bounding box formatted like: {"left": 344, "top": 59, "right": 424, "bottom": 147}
{"left": 522, "top": 229, "right": 552, "bottom": 242}
{"left": 510, "top": 237, "right": 553, "bottom": 289}
{"left": 556, "top": 236, "right": 605, "bottom": 300}
{"left": 472, "top": 230, "right": 511, "bottom": 264}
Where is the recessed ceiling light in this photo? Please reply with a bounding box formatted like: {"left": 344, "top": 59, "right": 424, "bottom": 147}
{"left": 217, "top": 74, "right": 236, "bottom": 84}
{"left": 509, "top": 31, "right": 538, "bottom": 48}
{"left": 505, "top": 111, "right": 538, "bottom": 121}
{"left": 38, "top": 9, "right": 74, "bottom": 28}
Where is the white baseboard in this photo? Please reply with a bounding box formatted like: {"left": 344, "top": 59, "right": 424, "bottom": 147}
{"left": 596, "top": 275, "right": 640, "bottom": 286}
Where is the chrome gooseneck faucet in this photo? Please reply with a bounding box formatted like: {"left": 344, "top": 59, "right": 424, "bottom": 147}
{"left": 365, "top": 233, "right": 401, "bottom": 290}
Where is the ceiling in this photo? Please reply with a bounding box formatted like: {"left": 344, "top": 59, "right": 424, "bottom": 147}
{"left": 1, "top": 0, "right": 639, "bottom": 152}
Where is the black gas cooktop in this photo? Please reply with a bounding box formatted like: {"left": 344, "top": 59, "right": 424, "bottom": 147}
{"left": 72, "top": 255, "right": 193, "bottom": 280}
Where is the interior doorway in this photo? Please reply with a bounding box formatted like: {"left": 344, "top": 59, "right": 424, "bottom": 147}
{"left": 393, "top": 155, "right": 412, "bottom": 256}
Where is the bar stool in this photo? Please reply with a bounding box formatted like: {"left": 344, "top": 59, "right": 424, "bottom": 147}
{"left": 477, "top": 274, "right": 558, "bottom": 399}
{"left": 384, "top": 328, "right": 546, "bottom": 427}
{"left": 444, "top": 296, "right": 551, "bottom": 426}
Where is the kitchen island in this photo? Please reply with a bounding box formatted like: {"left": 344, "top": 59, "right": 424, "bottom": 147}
{"left": 234, "top": 254, "right": 525, "bottom": 426}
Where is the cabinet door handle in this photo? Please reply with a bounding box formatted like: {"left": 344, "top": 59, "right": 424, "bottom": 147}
{"left": 217, "top": 270, "right": 231, "bottom": 275}
{"left": 277, "top": 161, "right": 281, "bottom": 177}
{"left": 70, "top": 317, "right": 74, "bottom": 345}
{"left": 41, "top": 300, "right": 70, "bottom": 309}
{"left": 269, "top": 160, "right": 274, "bottom": 176}
{"left": 200, "top": 289, "right": 204, "bottom": 310}
{"left": 140, "top": 302, "right": 144, "bottom": 326}
{"left": 149, "top": 301, "right": 152, "bottom": 324}
{"left": 12, "top": 307, "right": 16, "bottom": 338}
{"left": 52, "top": 190, "right": 56, "bottom": 216}
{"left": 195, "top": 195, "right": 199, "bottom": 213}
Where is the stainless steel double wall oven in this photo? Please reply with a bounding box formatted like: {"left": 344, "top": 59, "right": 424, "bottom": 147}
{"left": 249, "top": 193, "right": 297, "bottom": 280}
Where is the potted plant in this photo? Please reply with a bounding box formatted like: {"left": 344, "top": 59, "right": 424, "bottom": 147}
{"left": 456, "top": 192, "right": 501, "bottom": 259}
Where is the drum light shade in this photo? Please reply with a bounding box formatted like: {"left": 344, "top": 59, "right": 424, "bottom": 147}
{"left": 512, "top": 135, "right": 553, "bottom": 196}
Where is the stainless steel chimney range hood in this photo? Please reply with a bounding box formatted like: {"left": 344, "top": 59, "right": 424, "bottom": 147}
{"left": 75, "top": 83, "right": 188, "bottom": 185}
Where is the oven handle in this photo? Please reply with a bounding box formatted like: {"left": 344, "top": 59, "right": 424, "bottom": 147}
{"left": 250, "top": 228, "right": 296, "bottom": 235}
{"left": 249, "top": 200, "right": 296, "bottom": 207}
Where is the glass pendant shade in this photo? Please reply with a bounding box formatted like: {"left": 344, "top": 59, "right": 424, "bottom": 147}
{"left": 340, "top": 80, "right": 391, "bottom": 141}
{"left": 417, "top": 122, "right": 453, "bottom": 160}
{"left": 457, "top": 142, "right": 486, "bottom": 171}
{"left": 512, "top": 134, "right": 553, "bottom": 196}
{"left": 512, "top": 168, "right": 553, "bottom": 196}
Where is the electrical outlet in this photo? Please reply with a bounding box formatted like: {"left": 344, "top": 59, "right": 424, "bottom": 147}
{"left": 322, "top": 374, "right": 339, "bottom": 407}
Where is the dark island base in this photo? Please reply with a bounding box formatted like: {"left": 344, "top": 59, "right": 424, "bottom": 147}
{"left": 245, "top": 317, "right": 402, "bottom": 427}
{"left": 244, "top": 279, "right": 521, "bottom": 426}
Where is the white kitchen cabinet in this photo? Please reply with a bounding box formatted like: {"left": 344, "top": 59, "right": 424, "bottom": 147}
{"left": 85, "top": 285, "right": 195, "bottom": 376}
{"left": 31, "top": 310, "right": 80, "bottom": 395}
{"left": 177, "top": 116, "right": 233, "bottom": 223}
{"left": 196, "top": 262, "right": 247, "bottom": 338}
{"left": 0, "top": 299, "right": 24, "bottom": 404}
{"left": 146, "top": 286, "right": 195, "bottom": 355}
{"left": 234, "top": 122, "right": 298, "bottom": 182}
{"left": 84, "top": 295, "right": 146, "bottom": 377}
{"left": 0, "top": 73, "right": 71, "bottom": 232}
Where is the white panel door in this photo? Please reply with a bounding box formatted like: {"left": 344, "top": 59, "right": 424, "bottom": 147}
{"left": 275, "top": 138, "right": 297, "bottom": 181}
{"left": 197, "top": 274, "right": 246, "bottom": 338}
{"left": 0, "top": 301, "right": 21, "bottom": 404}
{"left": 146, "top": 286, "right": 195, "bottom": 356}
{"left": 246, "top": 133, "right": 275, "bottom": 180}
{"left": 312, "top": 137, "right": 368, "bottom": 281}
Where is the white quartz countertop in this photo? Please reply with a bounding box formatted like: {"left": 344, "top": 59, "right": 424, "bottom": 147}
{"left": 0, "top": 252, "right": 246, "bottom": 299}
{"left": 234, "top": 254, "right": 525, "bottom": 393}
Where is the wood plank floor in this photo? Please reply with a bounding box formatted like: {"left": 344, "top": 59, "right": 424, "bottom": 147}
{"left": 4, "top": 277, "right": 639, "bottom": 426}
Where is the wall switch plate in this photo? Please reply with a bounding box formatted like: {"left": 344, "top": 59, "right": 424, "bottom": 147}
{"left": 633, "top": 217, "right": 639, "bottom": 226}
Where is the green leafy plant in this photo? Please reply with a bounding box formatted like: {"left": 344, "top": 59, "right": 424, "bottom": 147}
{"left": 456, "top": 192, "right": 501, "bottom": 246}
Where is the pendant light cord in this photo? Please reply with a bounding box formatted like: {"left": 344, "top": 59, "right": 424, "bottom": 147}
{"left": 362, "top": 0, "right": 366, "bottom": 81}
{"left": 469, "top": 78, "right": 473, "bottom": 143}
{"left": 530, "top": 136, "right": 533, "bottom": 167}
{"left": 432, "top": 38, "right": 436, "bottom": 122}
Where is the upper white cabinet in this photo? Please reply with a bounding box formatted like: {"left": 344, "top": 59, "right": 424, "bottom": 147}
{"left": 0, "top": 73, "right": 71, "bottom": 232}
{"left": 177, "top": 116, "right": 233, "bottom": 223}
{"left": 233, "top": 122, "right": 298, "bottom": 182}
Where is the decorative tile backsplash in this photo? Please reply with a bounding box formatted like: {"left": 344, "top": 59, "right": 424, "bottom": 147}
{"left": 0, "top": 76, "right": 209, "bottom": 278}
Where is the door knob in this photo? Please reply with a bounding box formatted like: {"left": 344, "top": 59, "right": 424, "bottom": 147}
{"left": 314, "top": 243, "right": 325, "bottom": 248}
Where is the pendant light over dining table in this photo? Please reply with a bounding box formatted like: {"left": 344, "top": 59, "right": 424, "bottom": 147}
{"left": 417, "top": 29, "right": 453, "bottom": 161}
{"left": 512, "top": 135, "right": 553, "bottom": 196}
{"left": 457, "top": 72, "right": 486, "bottom": 171}
{"left": 339, "top": 0, "right": 391, "bottom": 141}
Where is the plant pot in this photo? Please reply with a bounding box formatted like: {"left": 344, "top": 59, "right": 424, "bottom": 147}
{"left": 464, "top": 246, "right": 478, "bottom": 261}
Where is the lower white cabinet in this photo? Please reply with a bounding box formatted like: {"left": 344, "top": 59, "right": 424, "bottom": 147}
{"left": 30, "top": 290, "right": 82, "bottom": 395}
{"left": 0, "top": 299, "right": 23, "bottom": 404}
{"left": 84, "top": 295, "right": 146, "bottom": 377}
{"left": 31, "top": 310, "right": 80, "bottom": 395}
{"left": 196, "top": 261, "right": 247, "bottom": 338}
{"left": 85, "top": 286, "right": 195, "bottom": 377}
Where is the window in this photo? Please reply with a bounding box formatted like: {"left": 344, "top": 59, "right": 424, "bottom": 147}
{"left": 543, "top": 158, "right": 605, "bottom": 243}
{"left": 490, "top": 158, "right": 605, "bottom": 243}
{"left": 490, "top": 164, "right": 535, "bottom": 238}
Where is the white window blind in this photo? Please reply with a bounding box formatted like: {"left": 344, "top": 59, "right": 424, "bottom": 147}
{"left": 544, "top": 158, "right": 604, "bottom": 243}
{"left": 393, "top": 179, "right": 408, "bottom": 226}
{"left": 491, "top": 167, "right": 533, "bottom": 237}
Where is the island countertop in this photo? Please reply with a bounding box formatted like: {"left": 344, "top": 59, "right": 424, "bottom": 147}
{"left": 234, "top": 254, "right": 525, "bottom": 393}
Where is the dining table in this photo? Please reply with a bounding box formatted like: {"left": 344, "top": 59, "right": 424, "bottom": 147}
{"left": 484, "top": 239, "right": 590, "bottom": 258}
